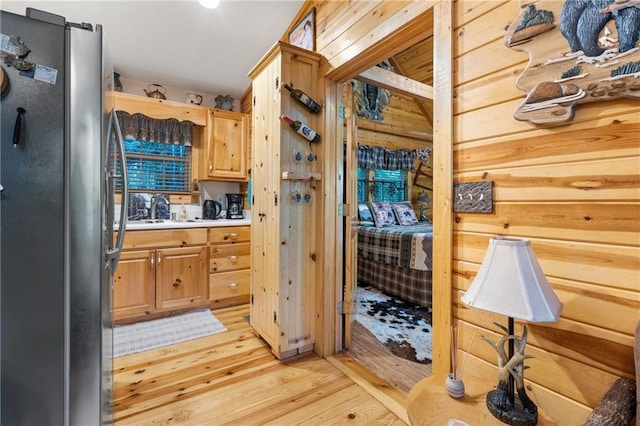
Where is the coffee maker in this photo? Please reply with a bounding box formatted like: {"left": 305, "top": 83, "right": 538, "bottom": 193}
{"left": 225, "top": 193, "right": 244, "bottom": 219}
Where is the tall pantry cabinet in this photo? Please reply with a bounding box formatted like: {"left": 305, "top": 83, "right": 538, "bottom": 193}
{"left": 248, "top": 42, "right": 321, "bottom": 359}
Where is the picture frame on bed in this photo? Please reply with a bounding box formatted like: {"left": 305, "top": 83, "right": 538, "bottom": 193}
{"left": 358, "top": 203, "right": 374, "bottom": 222}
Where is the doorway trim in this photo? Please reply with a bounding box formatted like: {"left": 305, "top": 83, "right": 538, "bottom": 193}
{"left": 320, "top": 2, "right": 453, "bottom": 379}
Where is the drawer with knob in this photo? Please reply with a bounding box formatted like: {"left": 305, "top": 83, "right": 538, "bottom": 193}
{"left": 208, "top": 226, "right": 250, "bottom": 244}
{"left": 208, "top": 225, "right": 251, "bottom": 309}
{"left": 209, "top": 270, "right": 250, "bottom": 302}
{"left": 209, "top": 243, "right": 250, "bottom": 272}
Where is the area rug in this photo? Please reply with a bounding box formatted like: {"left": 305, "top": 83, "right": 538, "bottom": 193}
{"left": 113, "top": 309, "right": 227, "bottom": 357}
{"left": 355, "top": 285, "right": 432, "bottom": 364}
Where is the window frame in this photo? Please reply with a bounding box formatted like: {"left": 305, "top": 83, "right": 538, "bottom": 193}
{"left": 357, "top": 167, "right": 408, "bottom": 203}
{"left": 116, "top": 137, "right": 193, "bottom": 194}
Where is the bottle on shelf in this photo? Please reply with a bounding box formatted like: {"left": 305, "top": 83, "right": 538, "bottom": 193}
{"left": 179, "top": 203, "right": 187, "bottom": 221}
{"left": 280, "top": 115, "right": 320, "bottom": 143}
{"left": 282, "top": 82, "right": 321, "bottom": 113}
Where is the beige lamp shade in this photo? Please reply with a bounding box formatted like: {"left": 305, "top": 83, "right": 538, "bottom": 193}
{"left": 461, "top": 237, "right": 563, "bottom": 322}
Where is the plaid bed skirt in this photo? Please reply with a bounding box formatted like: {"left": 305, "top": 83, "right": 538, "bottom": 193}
{"left": 357, "top": 223, "right": 433, "bottom": 271}
{"left": 357, "top": 256, "right": 432, "bottom": 309}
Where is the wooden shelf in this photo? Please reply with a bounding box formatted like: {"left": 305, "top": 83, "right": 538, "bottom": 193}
{"left": 281, "top": 171, "right": 322, "bottom": 181}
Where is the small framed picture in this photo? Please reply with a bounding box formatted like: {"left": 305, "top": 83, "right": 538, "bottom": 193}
{"left": 288, "top": 8, "right": 315, "bottom": 51}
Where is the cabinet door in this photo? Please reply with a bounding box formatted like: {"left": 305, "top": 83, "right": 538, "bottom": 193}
{"left": 155, "top": 246, "right": 208, "bottom": 311}
{"left": 113, "top": 250, "right": 155, "bottom": 320}
{"left": 207, "top": 109, "right": 247, "bottom": 180}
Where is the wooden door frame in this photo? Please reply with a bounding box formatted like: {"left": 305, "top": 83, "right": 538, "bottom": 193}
{"left": 318, "top": 2, "right": 453, "bottom": 379}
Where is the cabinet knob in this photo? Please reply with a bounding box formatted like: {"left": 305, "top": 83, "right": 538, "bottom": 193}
{"left": 227, "top": 255, "right": 238, "bottom": 261}
{"left": 173, "top": 282, "right": 179, "bottom": 288}
{"left": 225, "top": 233, "right": 238, "bottom": 240}
{"left": 208, "top": 162, "right": 213, "bottom": 172}
{"left": 150, "top": 254, "right": 155, "bottom": 268}
{"left": 228, "top": 282, "right": 238, "bottom": 288}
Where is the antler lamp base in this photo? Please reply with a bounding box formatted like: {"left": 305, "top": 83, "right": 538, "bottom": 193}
{"left": 486, "top": 380, "right": 537, "bottom": 426}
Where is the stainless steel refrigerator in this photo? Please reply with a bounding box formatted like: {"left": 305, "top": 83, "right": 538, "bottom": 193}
{"left": 0, "top": 8, "right": 128, "bottom": 425}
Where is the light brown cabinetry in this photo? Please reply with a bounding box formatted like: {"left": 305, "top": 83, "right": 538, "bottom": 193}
{"left": 208, "top": 226, "right": 251, "bottom": 308}
{"left": 154, "top": 246, "right": 208, "bottom": 311}
{"left": 113, "top": 250, "right": 155, "bottom": 319}
{"left": 113, "top": 228, "right": 208, "bottom": 322}
{"left": 248, "top": 42, "right": 320, "bottom": 359}
{"left": 203, "top": 109, "right": 249, "bottom": 181}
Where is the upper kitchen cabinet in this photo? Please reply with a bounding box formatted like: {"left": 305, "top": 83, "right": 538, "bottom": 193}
{"left": 202, "top": 109, "right": 249, "bottom": 181}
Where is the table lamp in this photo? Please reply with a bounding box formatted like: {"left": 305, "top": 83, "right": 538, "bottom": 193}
{"left": 461, "top": 237, "right": 563, "bottom": 426}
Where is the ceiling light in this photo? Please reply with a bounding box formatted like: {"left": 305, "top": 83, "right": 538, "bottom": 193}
{"left": 199, "top": 0, "right": 220, "bottom": 9}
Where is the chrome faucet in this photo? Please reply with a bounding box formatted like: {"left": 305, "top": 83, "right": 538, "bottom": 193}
{"left": 150, "top": 194, "right": 169, "bottom": 220}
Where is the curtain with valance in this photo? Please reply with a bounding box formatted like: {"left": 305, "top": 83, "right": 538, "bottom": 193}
{"left": 357, "top": 145, "right": 416, "bottom": 170}
{"left": 116, "top": 111, "right": 194, "bottom": 146}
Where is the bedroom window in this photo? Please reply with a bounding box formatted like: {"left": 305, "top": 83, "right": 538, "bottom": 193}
{"left": 357, "top": 168, "right": 407, "bottom": 202}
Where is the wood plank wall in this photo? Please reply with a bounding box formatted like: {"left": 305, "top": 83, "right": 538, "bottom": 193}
{"left": 452, "top": 1, "right": 639, "bottom": 424}
{"left": 272, "top": 1, "right": 637, "bottom": 422}
{"left": 311, "top": 0, "right": 436, "bottom": 215}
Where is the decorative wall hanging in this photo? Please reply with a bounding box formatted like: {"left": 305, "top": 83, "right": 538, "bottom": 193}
{"left": 214, "top": 94, "right": 235, "bottom": 111}
{"left": 289, "top": 7, "right": 315, "bottom": 51}
{"left": 505, "top": 0, "right": 640, "bottom": 127}
{"left": 353, "top": 61, "right": 393, "bottom": 122}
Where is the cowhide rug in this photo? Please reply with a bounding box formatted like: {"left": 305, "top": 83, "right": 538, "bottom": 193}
{"left": 355, "top": 285, "right": 432, "bottom": 364}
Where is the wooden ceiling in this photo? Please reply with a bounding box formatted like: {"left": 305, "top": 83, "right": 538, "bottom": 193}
{"left": 355, "top": 33, "right": 434, "bottom": 144}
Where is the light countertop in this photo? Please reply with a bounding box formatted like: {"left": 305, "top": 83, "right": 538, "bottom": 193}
{"left": 118, "top": 218, "right": 251, "bottom": 231}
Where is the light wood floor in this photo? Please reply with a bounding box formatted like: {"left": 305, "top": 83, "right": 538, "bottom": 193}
{"left": 112, "top": 305, "right": 408, "bottom": 425}
{"left": 348, "top": 321, "right": 432, "bottom": 395}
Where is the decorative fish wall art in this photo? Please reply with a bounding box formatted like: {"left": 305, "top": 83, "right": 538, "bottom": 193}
{"left": 505, "top": 0, "right": 640, "bottom": 126}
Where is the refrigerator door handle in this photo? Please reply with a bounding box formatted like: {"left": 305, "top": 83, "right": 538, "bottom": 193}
{"left": 105, "top": 108, "right": 128, "bottom": 271}
{"left": 13, "top": 107, "right": 26, "bottom": 148}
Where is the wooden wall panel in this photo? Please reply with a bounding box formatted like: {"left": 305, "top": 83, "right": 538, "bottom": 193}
{"left": 454, "top": 234, "right": 640, "bottom": 292}
{"left": 315, "top": 1, "right": 435, "bottom": 80}
{"left": 454, "top": 63, "right": 525, "bottom": 115}
{"left": 457, "top": 158, "right": 640, "bottom": 202}
{"left": 454, "top": 203, "right": 639, "bottom": 245}
{"left": 455, "top": 99, "right": 639, "bottom": 144}
{"left": 452, "top": 1, "right": 640, "bottom": 423}
{"left": 456, "top": 120, "right": 640, "bottom": 168}
{"left": 453, "top": 0, "right": 511, "bottom": 30}
{"left": 453, "top": 316, "right": 622, "bottom": 408}
{"left": 282, "top": 1, "right": 636, "bottom": 422}
{"left": 454, "top": 1, "right": 517, "bottom": 58}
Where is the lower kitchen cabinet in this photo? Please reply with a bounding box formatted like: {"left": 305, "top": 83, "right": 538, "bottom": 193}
{"left": 113, "top": 250, "right": 155, "bottom": 320}
{"left": 113, "top": 228, "right": 208, "bottom": 322}
{"left": 155, "top": 246, "right": 208, "bottom": 311}
{"left": 208, "top": 225, "right": 250, "bottom": 308}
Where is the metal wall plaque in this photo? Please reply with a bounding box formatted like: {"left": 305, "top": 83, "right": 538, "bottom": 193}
{"left": 454, "top": 181, "right": 493, "bottom": 213}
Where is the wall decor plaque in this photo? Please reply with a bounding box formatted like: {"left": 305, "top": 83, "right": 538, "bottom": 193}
{"left": 505, "top": 0, "right": 640, "bottom": 127}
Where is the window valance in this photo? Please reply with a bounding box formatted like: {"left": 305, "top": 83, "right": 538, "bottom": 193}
{"left": 357, "top": 145, "right": 416, "bottom": 171}
{"left": 116, "top": 111, "right": 194, "bottom": 146}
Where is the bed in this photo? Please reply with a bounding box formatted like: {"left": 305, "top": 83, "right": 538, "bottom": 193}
{"left": 356, "top": 221, "right": 433, "bottom": 309}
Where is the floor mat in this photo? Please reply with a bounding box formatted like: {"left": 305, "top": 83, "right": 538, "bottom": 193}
{"left": 356, "top": 285, "right": 432, "bottom": 364}
{"left": 113, "top": 309, "right": 227, "bottom": 357}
